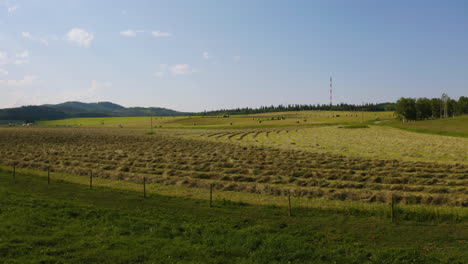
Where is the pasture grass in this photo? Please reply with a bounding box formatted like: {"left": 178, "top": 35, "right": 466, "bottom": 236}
{"left": 36, "top": 111, "right": 394, "bottom": 129}
{"left": 1, "top": 166, "right": 466, "bottom": 223}
{"left": 0, "top": 167, "right": 467, "bottom": 263}
{"left": 381, "top": 115, "right": 468, "bottom": 138}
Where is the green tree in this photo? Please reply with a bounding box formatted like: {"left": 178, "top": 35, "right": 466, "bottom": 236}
{"left": 430, "top": 98, "right": 442, "bottom": 118}
{"left": 415, "top": 98, "right": 431, "bottom": 120}
{"left": 395, "top": 97, "right": 416, "bottom": 121}
{"left": 457, "top": 96, "right": 468, "bottom": 114}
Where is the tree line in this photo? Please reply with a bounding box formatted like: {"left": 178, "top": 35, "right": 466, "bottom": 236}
{"left": 395, "top": 94, "right": 468, "bottom": 121}
{"left": 201, "top": 102, "right": 396, "bottom": 116}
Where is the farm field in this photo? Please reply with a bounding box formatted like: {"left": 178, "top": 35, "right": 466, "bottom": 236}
{"left": 37, "top": 110, "right": 395, "bottom": 129}
{"left": 383, "top": 115, "right": 468, "bottom": 138}
{"left": 0, "top": 127, "right": 467, "bottom": 208}
{"left": 1, "top": 169, "right": 467, "bottom": 263}
{"left": 183, "top": 126, "right": 468, "bottom": 164}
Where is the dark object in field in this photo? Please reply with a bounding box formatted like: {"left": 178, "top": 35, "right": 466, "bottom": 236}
{"left": 210, "top": 183, "right": 213, "bottom": 207}
{"left": 340, "top": 125, "right": 369, "bottom": 129}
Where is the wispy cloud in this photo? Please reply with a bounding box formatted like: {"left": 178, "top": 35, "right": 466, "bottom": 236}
{"left": 65, "top": 28, "right": 94, "bottom": 48}
{"left": 120, "top": 30, "right": 137, "bottom": 37}
{"left": 0, "top": 68, "right": 8, "bottom": 75}
{"left": 233, "top": 55, "right": 241, "bottom": 62}
{"left": 120, "top": 29, "right": 145, "bottom": 37}
{"left": 153, "top": 64, "right": 195, "bottom": 77}
{"left": 170, "top": 64, "right": 194, "bottom": 75}
{"left": 22, "top": 32, "right": 49, "bottom": 46}
{"left": 16, "top": 50, "right": 29, "bottom": 59}
{"left": 153, "top": 64, "right": 167, "bottom": 78}
{"left": 202, "top": 51, "right": 210, "bottom": 60}
{"left": 14, "top": 50, "right": 30, "bottom": 65}
{"left": 151, "top": 31, "right": 172, "bottom": 37}
{"left": 59, "top": 80, "right": 111, "bottom": 102}
{"left": 0, "top": 75, "right": 39, "bottom": 87}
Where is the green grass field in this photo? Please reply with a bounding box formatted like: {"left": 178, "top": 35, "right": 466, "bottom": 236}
{"left": 37, "top": 110, "right": 395, "bottom": 129}
{"left": 382, "top": 115, "right": 468, "bottom": 138}
{"left": 1, "top": 167, "right": 467, "bottom": 263}
{"left": 36, "top": 112, "right": 468, "bottom": 139}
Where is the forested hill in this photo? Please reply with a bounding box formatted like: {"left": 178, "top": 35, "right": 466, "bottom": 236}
{"left": 0, "top": 101, "right": 187, "bottom": 122}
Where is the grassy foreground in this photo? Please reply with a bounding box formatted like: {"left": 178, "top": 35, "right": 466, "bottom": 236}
{"left": 0, "top": 169, "right": 467, "bottom": 263}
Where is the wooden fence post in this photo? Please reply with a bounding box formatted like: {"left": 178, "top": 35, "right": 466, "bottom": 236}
{"left": 288, "top": 191, "right": 292, "bottom": 217}
{"left": 143, "top": 177, "right": 146, "bottom": 198}
{"left": 89, "top": 171, "right": 93, "bottom": 190}
{"left": 390, "top": 194, "right": 395, "bottom": 222}
{"left": 210, "top": 184, "right": 213, "bottom": 208}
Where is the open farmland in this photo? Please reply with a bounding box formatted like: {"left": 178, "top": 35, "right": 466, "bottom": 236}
{"left": 37, "top": 110, "right": 395, "bottom": 129}
{"left": 0, "top": 127, "right": 467, "bottom": 207}
{"left": 383, "top": 115, "right": 468, "bottom": 138}
{"left": 185, "top": 126, "right": 468, "bottom": 164}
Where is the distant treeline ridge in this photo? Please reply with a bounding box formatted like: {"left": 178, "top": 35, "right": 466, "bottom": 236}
{"left": 201, "top": 103, "right": 396, "bottom": 116}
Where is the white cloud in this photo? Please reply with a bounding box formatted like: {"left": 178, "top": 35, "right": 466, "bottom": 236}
{"left": 0, "top": 68, "right": 8, "bottom": 75}
{"left": 22, "top": 32, "right": 49, "bottom": 46}
{"left": 0, "top": 50, "right": 30, "bottom": 65}
{"left": 21, "top": 32, "right": 32, "bottom": 39}
{"left": 65, "top": 28, "right": 94, "bottom": 47}
{"left": 170, "top": 64, "right": 193, "bottom": 75}
{"left": 120, "top": 30, "right": 137, "bottom": 37}
{"left": 120, "top": 29, "right": 145, "bottom": 37}
{"left": 13, "top": 50, "right": 29, "bottom": 65}
{"left": 233, "top": 55, "right": 241, "bottom": 62}
{"left": 202, "top": 51, "right": 210, "bottom": 60}
{"left": 7, "top": 5, "right": 16, "bottom": 13}
{"left": 151, "top": 31, "right": 172, "bottom": 37}
{"left": 0, "top": 75, "right": 39, "bottom": 87}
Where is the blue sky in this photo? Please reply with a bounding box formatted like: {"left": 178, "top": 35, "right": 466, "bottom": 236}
{"left": 1, "top": 0, "right": 467, "bottom": 111}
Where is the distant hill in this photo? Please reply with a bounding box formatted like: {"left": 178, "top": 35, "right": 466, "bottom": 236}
{"left": 0, "top": 101, "right": 188, "bottom": 122}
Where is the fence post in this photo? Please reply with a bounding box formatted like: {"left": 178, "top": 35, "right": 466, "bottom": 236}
{"left": 90, "top": 171, "right": 93, "bottom": 190}
{"left": 210, "top": 184, "right": 213, "bottom": 208}
{"left": 288, "top": 191, "right": 292, "bottom": 217}
{"left": 47, "top": 167, "right": 50, "bottom": 184}
{"left": 143, "top": 177, "right": 146, "bottom": 198}
{"left": 390, "top": 194, "right": 395, "bottom": 222}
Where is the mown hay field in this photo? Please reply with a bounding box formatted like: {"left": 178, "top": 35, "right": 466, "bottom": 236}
{"left": 0, "top": 127, "right": 466, "bottom": 207}
{"left": 184, "top": 126, "right": 468, "bottom": 164}
{"left": 37, "top": 110, "right": 395, "bottom": 129}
